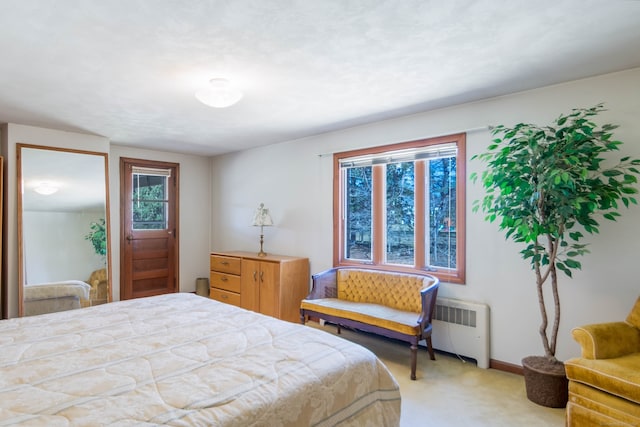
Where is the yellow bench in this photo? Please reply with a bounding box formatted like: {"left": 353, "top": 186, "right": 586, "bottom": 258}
{"left": 300, "top": 267, "right": 439, "bottom": 380}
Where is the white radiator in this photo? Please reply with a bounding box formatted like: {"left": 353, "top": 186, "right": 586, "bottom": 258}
{"left": 430, "top": 297, "right": 490, "bottom": 368}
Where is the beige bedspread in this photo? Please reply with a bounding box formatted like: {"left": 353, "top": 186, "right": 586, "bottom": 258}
{"left": 23, "top": 280, "right": 91, "bottom": 301}
{"left": 0, "top": 293, "right": 400, "bottom": 426}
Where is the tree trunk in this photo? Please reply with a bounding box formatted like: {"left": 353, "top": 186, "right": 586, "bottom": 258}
{"left": 534, "top": 261, "right": 552, "bottom": 358}
{"left": 549, "top": 262, "right": 560, "bottom": 360}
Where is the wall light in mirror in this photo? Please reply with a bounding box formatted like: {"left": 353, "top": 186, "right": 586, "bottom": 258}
{"left": 195, "top": 78, "right": 243, "bottom": 108}
{"left": 33, "top": 181, "right": 59, "bottom": 195}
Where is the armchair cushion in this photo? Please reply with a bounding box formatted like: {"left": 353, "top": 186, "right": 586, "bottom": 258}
{"left": 568, "top": 381, "right": 640, "bottom": 425}
{"left": 565, "top": 353, "right": 640, "bottom": 404}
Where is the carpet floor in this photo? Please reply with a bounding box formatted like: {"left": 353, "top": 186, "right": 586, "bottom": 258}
{"left": 309, "top": 322, "right": 566, "bottom": 427}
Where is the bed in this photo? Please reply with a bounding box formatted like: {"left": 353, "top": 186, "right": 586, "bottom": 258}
{"left": 22, "top": 280, "right": 92, "bottom": 316}
{"left": 0, "top": 293, "right": 401, "bottom": 426}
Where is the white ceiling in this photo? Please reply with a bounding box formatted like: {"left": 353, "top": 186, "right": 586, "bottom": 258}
{"left": 20, "top": 146, "right": 107, "bottom": 212}
{"left": 1, "top": 0, "right": 639, "bottom": 156}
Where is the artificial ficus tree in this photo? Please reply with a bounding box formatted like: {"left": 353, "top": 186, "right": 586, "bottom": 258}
{"left": 471, "top": 104, "right": 640, "bottom": 361}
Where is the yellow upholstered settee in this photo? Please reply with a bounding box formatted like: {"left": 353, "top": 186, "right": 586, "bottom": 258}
{"left": 300, "top": 267, "right": 439, "bottom": 380}
{"left": 565, "top": 297, "right": 640, "bottom": 426}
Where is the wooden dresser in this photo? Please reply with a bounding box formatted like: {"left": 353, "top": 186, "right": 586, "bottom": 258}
{"left": 209, "top": 251, "right": 310, "bottom": 323}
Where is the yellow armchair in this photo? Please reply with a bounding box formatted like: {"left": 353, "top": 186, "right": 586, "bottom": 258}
{"left": 80, "top": 268, "right": 109, "bottom": 308}
{"left": 565, "top": 297, "right": 640, "bottom": 427}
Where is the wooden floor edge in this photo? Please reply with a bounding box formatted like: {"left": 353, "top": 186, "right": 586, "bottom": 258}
{"left": 490, "top": 359, "right": 524, "bottom": 375}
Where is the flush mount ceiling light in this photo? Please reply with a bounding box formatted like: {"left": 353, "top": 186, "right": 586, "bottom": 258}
{"left": 195, "top": 78, "right": 243, "bottom": 108}
{"left": 33, "top": 181, "right": 59, "bottom": 195}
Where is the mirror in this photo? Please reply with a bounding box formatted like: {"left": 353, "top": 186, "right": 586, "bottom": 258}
{"left": 17, "top": 144, "right": 111, "bottom": 317}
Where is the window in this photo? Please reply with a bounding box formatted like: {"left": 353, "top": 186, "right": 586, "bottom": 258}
{"left": 131, "top": 166, "right": 171, "bottom": 230}
{"left": 334, "top": 133, "right": 466, "bottom": 283}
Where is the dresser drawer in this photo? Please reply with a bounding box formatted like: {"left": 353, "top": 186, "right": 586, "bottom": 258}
{"left": 210, "top": 254, "right": 241, "bottom": 275}
{"left": 210, "top": 271, "right": 241, "bottom": 293}
{"left": 210, "top": 288, "right": 241, "bottom": 307}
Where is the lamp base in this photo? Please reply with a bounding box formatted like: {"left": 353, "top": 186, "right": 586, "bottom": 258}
{"left": 258, "top": 233, "right": 267, "bottom": 257}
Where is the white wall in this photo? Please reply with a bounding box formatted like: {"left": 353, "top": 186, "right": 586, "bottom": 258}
{"left": 210, "top": 68, "right": 640, "bottom": 366}
{"left": 109, "top": 144, "right": 211, "bottom": 301}
{"left": 23, "top": 210, "right": 104, "bottom": 283}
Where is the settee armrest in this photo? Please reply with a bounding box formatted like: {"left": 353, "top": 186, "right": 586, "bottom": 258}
{"left": 306, "top": 268, "right": 338, "bottom": 300}
{"left": 417, "top": 281, "right": 439, "bottom": 331}
{"left": 572, "top": 322, "right": 640, "bottom": 360}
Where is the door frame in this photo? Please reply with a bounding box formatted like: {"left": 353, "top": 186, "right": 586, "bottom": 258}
{"left": 119, "top": 157, "right": 180, "bottom": 300}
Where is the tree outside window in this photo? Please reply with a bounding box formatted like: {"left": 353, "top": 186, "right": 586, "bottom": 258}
{"left": 335, "top": 134, "right": 465, "bottom": 283}
{"left": 132, "top": 174, "right": 168, "bottom": 230}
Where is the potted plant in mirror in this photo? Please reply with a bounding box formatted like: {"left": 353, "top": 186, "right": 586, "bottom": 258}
{"left": 85, "top": 218, "right": 107, "bottom": 260}
{"left": 470, "top": 104, "right": 640, "bottom": 407}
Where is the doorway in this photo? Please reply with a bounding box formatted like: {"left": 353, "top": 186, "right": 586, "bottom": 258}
{"left": 120, "top": 158, "right": 179, "bottom": 300}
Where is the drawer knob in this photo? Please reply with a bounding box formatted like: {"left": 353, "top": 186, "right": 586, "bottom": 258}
{"left": 221, "top": 276, "right": 228, "bottom": 282}
{"left": 220, "top": 261, "right": 229, "bottom": 265}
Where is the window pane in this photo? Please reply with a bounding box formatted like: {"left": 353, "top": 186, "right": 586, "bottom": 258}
{"left": 132, "top": 174, "right": 168, "bottom": 230}
{"left": 428, "top": 157, "right": 456, "bottom": 268}
{"left": 386, "top": 162, "right": 414, "bottom": 265}
{"left": 345, "top": 167, "right": 372, "bottom": 261}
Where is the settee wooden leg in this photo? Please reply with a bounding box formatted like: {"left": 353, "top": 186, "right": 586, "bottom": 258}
{"left": 410, "top": 344, "right": 417, "bottom": 380}
{"left": 337, "top": 324, "right": 342, "bottom": 334}
{"left": 426, "top": 336, "right": 436, "bottom": 360}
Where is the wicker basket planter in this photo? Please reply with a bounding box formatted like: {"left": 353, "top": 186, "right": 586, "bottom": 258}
{"left": 522, "top": 356, "right": 568, "bottom": 408}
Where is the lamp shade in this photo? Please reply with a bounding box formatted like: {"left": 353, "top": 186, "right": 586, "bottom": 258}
{"left": 252, "top": 203, "right": 273, "bottom": 227}
{"left": 195, "top": 78, "right": 243, "bottom": 108}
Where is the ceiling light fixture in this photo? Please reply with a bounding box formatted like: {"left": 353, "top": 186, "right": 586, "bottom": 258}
{"left": 195, "top": 78, "right": 243, "bottom": 108}
{"left": 33, "top": 181, "right": 59, "bottom": 196}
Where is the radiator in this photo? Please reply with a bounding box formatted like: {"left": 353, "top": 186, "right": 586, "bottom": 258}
{"left": 430, "top": 297, "right": 490, "bottom": 368}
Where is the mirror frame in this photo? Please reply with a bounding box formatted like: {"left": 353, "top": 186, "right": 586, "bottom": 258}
{"left": 17, "top": 143, "right": 112, "bottom": 317}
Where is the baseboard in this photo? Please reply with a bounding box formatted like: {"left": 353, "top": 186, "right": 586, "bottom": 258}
{"left": 490, "top": 359, "right": 524, "bottom": 375}
{"left": 311, "top": 318, "right": 526, "bottom": 376}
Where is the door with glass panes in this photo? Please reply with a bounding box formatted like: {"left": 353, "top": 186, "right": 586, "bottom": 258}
{"left": 120, "top": 158, "right": 178, "bottom": 300}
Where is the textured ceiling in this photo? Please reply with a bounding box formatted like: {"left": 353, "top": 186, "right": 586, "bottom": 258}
{"left": 0, "top": 0, "right": 639, "bottom": 156}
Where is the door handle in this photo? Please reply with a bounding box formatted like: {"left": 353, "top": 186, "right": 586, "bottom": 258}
{"left": 126, "top": 234, "right": 133, "bottom": 241}
{"left": 260, "top": 271, "right": 264, "bottom": 282}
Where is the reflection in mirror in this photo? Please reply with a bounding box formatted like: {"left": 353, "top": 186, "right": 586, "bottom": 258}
{"left": 17, "top": 144, "right": 111, "bottom": 317}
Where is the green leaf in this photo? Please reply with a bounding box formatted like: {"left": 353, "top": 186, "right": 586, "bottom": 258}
{"left": 556, "top": 262, "right": 573, "bottom": 278}
{"left": 603, "top": 213, "right": 617, "bottom": 221}
{"left": 564, "top": 259, "right": 582, "bottom": 269}
{"left": 471, "top": 104, "right": 640, "bottom": 288}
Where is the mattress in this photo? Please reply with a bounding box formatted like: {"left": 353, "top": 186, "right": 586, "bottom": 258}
{"left": 0, "top": 293, "right": 401, "bottom": 426}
